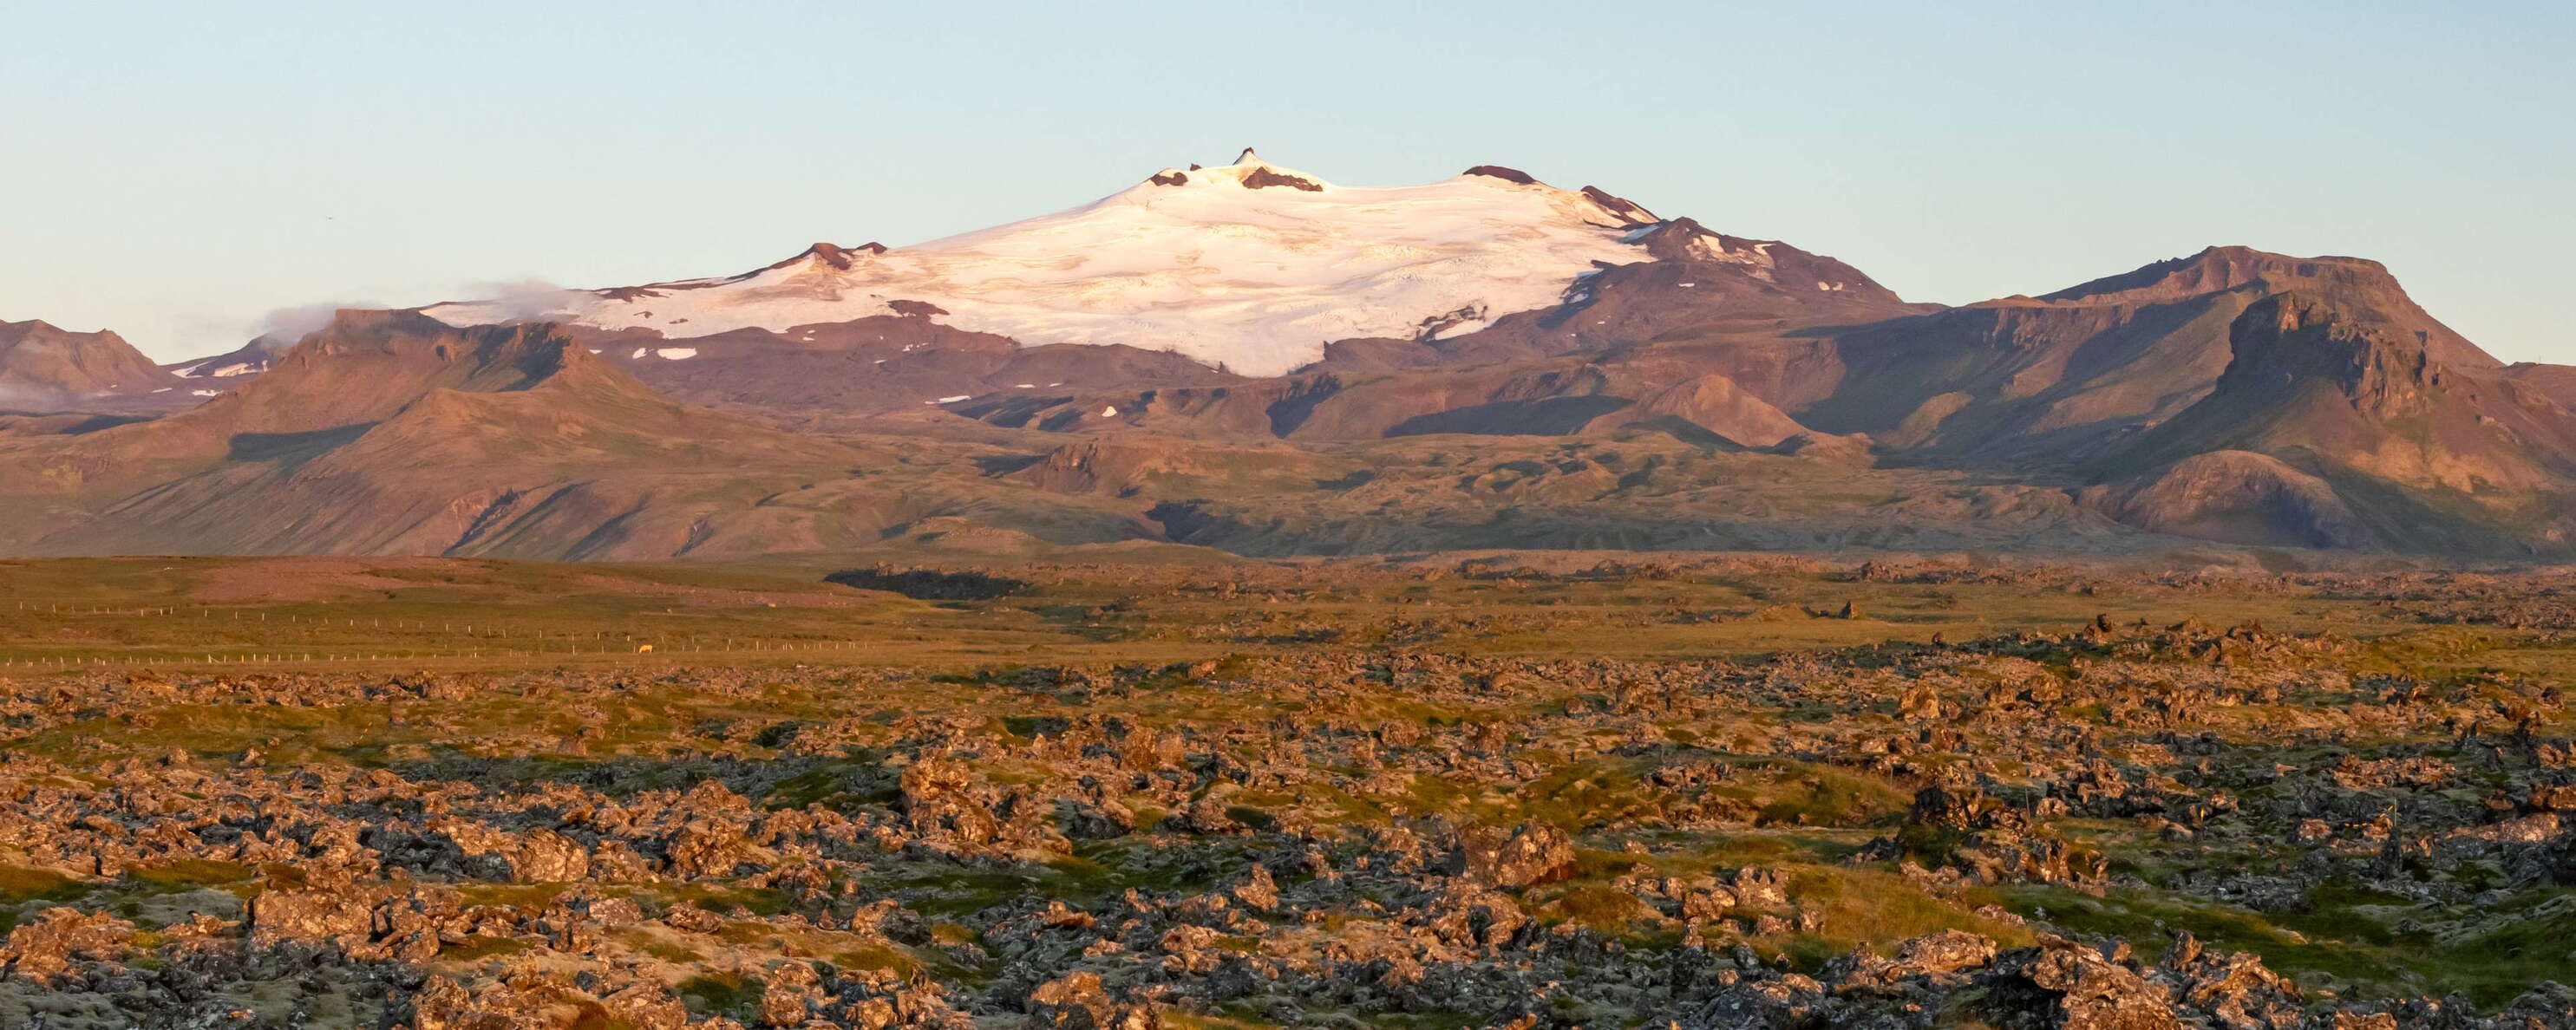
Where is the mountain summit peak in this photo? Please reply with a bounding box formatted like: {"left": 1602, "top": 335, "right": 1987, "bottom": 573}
{"left": 2037, "top": 245, "right": 2497, "bottom": 369}
{"left": 1136, "top": 150, "right": 1330, "bottom": 192}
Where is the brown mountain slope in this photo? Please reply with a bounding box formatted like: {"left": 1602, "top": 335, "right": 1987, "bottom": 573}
{"left": 1793, "top": 246, "right": 2506, "bottom": 466}
{"left": 949, "top": 352, "right": 1835, "bottom": 448}
{"left": 0, "top": 311, "right": 678, "bottom": 493}
{"left": 2078, "top": 450, "right": 2367, "bottom": 549}
{"left": 0, "top": 319, "right": 180, "bottom": 409}
{"left": 2497, "top": 362, "right": 2576, "bottom": 410}
{"left": 0, "top": 312, "right": 898, "bottom": 558}
{"left": 1579, "top": 372, "right": 1813, "bottom": 447}
{"left": 2091, "top": 292, "right": 2576, "bottom": 554}
{"left": 2040, "top": 246, "right": 2498, "bottom": 370}
{"left": 1317, "top": 218, "right": 1925, "bottom": 375}
{"left": 0, "top": 312, "right": 2235, "bottom": 560}
{"left": 563, "top": 314, "right": 1240, "bottom": 420}
{"left": 938, "top": 243, "right": 2514, "bottom": 482}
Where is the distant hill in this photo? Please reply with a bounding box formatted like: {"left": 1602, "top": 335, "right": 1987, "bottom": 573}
{"left": 0, "top": 319, "right": 182, "bottom": 411}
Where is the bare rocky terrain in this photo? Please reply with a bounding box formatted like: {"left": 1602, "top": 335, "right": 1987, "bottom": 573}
{"left": 4, "top": 557, "right": 2576, "bottom": 1027}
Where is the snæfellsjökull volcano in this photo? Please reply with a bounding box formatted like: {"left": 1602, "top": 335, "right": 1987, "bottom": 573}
{"left": 7, "top": 151, "right": 2569, "bottom": 560}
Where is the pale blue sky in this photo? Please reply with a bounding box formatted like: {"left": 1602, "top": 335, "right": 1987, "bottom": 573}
{"left": 7, "top": 1, "right": 2569, "bottom": 362}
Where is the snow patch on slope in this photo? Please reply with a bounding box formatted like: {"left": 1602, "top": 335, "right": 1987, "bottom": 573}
{"left": 173, "top": 362, "right": 260, "bottom": 379}
{"left": 423, "top": 152, "right": 1654, "bottom": 376}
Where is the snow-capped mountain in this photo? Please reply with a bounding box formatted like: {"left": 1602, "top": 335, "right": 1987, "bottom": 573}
{"left": 424, "top": 151, "right": 1668, "bottom": 377}
{"left": 11, "top": 148, "right": 2573, "bottom": 560}
{"left": 166, "top": 338, "right": 284, "bottom": 381}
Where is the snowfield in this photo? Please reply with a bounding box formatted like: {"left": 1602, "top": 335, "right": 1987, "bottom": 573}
{"left": 422, "top": 153, "right": 1657, "bottom": 377}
